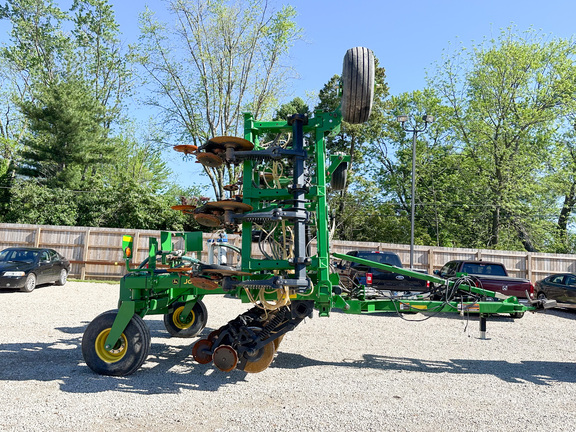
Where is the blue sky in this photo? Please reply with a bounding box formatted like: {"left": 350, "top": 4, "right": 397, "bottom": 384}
{"left": 105, "top": 0, "right": 576, "bottom": 99}
{"left": 7, "top": 0, "right": 576, "bottom": 193}
{"left": 109, "top": 0, "right": 575, "bottom": 192}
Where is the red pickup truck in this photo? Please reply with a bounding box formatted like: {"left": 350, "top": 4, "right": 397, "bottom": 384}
{"left": 434, "top": 260, "right": 534, "bottom": 300}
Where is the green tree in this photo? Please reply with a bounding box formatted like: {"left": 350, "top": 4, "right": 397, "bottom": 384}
{"left": 369, "top": 90, "right": 463, "bottom": 247}
{"left": 17, "top": 76, "right": 115, "bottom": 189}
{"left": 71, "top": 0, "right": 132, "bottom": 125}
{"left": 135, "top": 0, "right": 302, "bottom": 199}
{"left": 432, "top": 28, "right": 576, "bottom": 250}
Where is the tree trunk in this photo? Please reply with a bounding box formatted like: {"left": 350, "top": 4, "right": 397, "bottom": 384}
{"left": 557, "top": 182, "right": 576, "bottom": 249}
{"left": 512, "top": 218, "right": 538, "bottom": 252}
{"left": 488, "top": 206, "right": 500, "bottom": 247}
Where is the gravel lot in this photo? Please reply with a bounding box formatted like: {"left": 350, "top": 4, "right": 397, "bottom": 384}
{"left": 1, "top": 281, "right": 576, "bottom": 431}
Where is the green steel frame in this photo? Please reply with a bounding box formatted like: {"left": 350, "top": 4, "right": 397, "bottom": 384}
{"left": 82, "top": 76, "right": 547, "bottom": 377}
{"left": 100, "top": 103, "right": 536, "bottom": 355}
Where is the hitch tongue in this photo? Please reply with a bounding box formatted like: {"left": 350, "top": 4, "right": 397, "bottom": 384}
{"left": 525, "top": 290, "right": 557, "bottom": 309}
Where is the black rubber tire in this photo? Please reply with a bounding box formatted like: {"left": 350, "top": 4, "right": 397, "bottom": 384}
{"left": 163, "top": 301, "right": 208, "bottom": 338}
{"left": 510, "top": 312, "right": 525, "bottom": 319}
{"left": 331, "top": 162, "right": 348, "bottom": 190}
{"left": 20, "top": 273, "right": 36, "bottom": 292}
{"left": 341, "top": 47, "right": 375, "bottom": 124}
{"left": 55, "top": 269, "right": 68, "bottom": 286}
{"left": 82, "top": 310, "right": 151, "bottom": 376}
{"left": 537, "top": 293, "right": 547, "bottom": 301}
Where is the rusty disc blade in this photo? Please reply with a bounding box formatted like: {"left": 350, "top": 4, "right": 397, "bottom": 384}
{"left": 165, "top": 267, "right": 193, "bottom": 273}
{"left": 209, "top": 200, "right": 253, "bottom": 213}
{"left": 241, "top": 342, "right": 275, "bottom": 374}
{"left": 212, "top": 345, "right": 239, "bottom": 372}
{"left": 207, "top": 329, "right": 222, "bottom": 342}
{"left": 260, "top": 172, "right": 274, "bottom": 184}
{"left": 196, "top": 152, "right": 224, "bottom": 167}
{"left": 223, "top": 184, "right": 239, "bottom": 192}
{"left": 192, "top": 339, "right": 213, "bottom": 364}
{"left": 194, "top": 212, "right": 222, "bottom": 227}
{"left": 200, "top": 269, "right": 252, "bottom": 277}
{"left": 188, "top": 276, "right": 219, "bottom": 290}
{"left": 171, "top": 204, "right": 197, "bottom": 212}
{"left": 206, "top": 136, "right": 254, "bottom": 151}
{"left": 173, "top": 144, "right": 198, "bottom": 155}
{"left": 273, "top": 335, "right": 284, "bottom": 351}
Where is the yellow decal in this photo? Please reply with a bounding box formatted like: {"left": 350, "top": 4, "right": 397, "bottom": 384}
{"left": 400, "top": 303, "right": 428, "bottom": 310}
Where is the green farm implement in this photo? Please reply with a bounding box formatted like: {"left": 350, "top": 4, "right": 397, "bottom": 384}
{"left": 81, "top": 47, "right": 554, "bottom": 376}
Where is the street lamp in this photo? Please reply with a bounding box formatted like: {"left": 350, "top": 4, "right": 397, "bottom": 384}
{"left": 397, "top": 114, "right": 435, "bottom": 269}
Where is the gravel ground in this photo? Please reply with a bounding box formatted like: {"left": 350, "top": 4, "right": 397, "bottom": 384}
{"left": 1, "top": 281, "right": 575, "bottom": 432}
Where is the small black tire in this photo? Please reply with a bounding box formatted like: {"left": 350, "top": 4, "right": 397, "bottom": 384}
{"left": 82, "top": 310, "right": 151, "bottom": 376}
{"left": 331, "top": 162, "right": 348, "bottom": 190}
{"left": 341, "top": 47, "right": 375, "bottom": 124}
{"left": 163, "top": 301, "right": 208, "bottom": 338}
{"left": 20, "top": 273, "right": 36, "bottom": 292}
{"left": 510, "top": 312, "right": 525, "bottom": 319}
{"left": 55, "top": 269, "right": 68, "bottom": 286}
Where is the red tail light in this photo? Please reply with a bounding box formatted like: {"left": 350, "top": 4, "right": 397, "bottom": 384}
{"left": 529, "top": 283, "right": 534, "bottom": 299}
{"left": 366, "top": 273, "right": 373, "bottom": 285}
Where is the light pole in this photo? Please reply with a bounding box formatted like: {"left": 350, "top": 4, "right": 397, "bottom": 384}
{"left": 396, "top": 114, "right": 434, "bottom": 269}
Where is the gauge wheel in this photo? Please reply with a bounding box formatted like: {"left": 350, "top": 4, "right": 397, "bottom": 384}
{"left": 331, "top": 162, "right": 348, "bottom": 190}
{"left": 163, "top": 301, "right": 208, "bottom": 338}
{"left": 20, "top": 273, "right": 36, "bottom": 293}
{"left": 341, "top": 46, "right": 375, "bottom": 124}
{"left": 81, "top": 310, "right": 151, "bottom": 376}
{"left": 55, "top": 269, "right": 68, "bottom": 286}
{"left": 509, "top": 312, "right": 525, "bottom": 319}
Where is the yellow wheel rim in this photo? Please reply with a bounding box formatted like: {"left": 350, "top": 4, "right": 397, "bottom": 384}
{"left": 172, "top": 306, "right": 195, "bottom": 330}
{"left": 95, "top": 329, "right": 128, "bottom": 363}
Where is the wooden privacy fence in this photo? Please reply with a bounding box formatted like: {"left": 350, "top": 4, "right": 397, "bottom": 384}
{"left": 1, "top": 222, "right": 575, "bottom": 283}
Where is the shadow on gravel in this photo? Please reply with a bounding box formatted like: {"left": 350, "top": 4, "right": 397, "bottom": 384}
{"left": 0, "top": 323, "right": 249, "bottom": 394}
{"left": 3, "top": 316, "right": 575, "bottom": 392}
{"left": 272, "top": 352, "right": 576, "bottom": 386}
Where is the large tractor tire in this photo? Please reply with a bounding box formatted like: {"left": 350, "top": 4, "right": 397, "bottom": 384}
{"left": 341, "top": 46, "right": 375, "bottom": 124}
{"left": 82, "top": 310, "right": 151, "bottom": 376}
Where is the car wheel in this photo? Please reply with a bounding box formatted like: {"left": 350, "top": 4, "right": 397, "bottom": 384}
{"left": 163, "top": 301, "right": 208, "bottom": 338}
{"left": 341, "top": 47, "right": 375, "bottom": 124}
{"left": 82, "top": 310, "right": 151, "bottom": 376}
{"left": 20, "top": 273, "right": 36, "bottom": 293}
{"left": 55, "top": 269, "right": 68, "bottom": 286}
{"left": 537, "top": 292, "right": 547, "bottom": 301}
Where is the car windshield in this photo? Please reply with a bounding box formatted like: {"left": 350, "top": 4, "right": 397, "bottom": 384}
{"left": 352, "top": 253, "right": 402, "bottom": 268}
{"left": 461, "top": 263, "right": 507, "bottom": 276}
{"left": 0, "top": 249, "right": 39, "bottom": 263}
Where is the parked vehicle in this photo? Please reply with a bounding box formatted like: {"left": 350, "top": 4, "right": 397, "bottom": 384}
{"left": 0, "top": 247, "right": 70, "bottom": 292}
{"left": 434, "top": 260, "right": 534, "bottom": 300}
{"left": 535, "top": 273, "right": 576, "bottom": 308}
{"left": 335, "top": 251, "right": 428, "bottom": 295}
